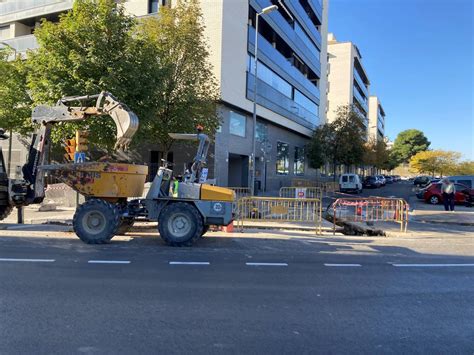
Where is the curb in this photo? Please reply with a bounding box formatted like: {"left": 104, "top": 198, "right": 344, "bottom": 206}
{"left": 411, "top": 219, "right": 474, "bottom": 227}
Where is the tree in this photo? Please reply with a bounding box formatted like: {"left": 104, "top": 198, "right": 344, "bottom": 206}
{"left": 135, "top": 0, "right": 220, "bottom": 154}
{"left": 308, "top": 105, "right": 366, "bottom": 179}
{"left": 26, "top": 0, "right": 158, "bottom": 150}
{"left": 391, "top": 129, "right": 430, "bottom": 165}
{"left": 0, "top": 50, "right": 33, "bottom": 174}
{"left": 409, "top": 150, "right": 461, "bottom": 177}
{"left": 0, "top": 50, "right": 33, "bottom": 136}
{"left": 363, "top": 138, "right": 394, "bottom": 172}
{"left": 452, "top": 161, "right": 474, "bottom": 175}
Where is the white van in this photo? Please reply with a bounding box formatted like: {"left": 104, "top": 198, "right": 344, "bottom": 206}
{"left": 339, "top": 174, "right": 363, "bottom": 193}
{"left": 447, "top": 175, "right": 474, "bottom": 189}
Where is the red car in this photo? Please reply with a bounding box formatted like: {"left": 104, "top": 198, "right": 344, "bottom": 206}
{"left": 423, "top": 183, "right": 473, "bottom": 205}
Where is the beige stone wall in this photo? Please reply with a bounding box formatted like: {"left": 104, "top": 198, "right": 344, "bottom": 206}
{"left": 122, "top": 0, "right": 149, "bottom": 17}
{"left": 368, "top": 96, "right": 378, "bottom": 140}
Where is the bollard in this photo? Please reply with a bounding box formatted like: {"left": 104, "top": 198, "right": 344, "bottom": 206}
{"left": 17, "top": 206, "right": 24, "bottom": 224}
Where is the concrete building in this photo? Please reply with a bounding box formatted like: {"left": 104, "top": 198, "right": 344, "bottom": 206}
{"left": 0, "top": 0, "right": 328, "bottom": 191}
{"left": 326, "top": 32, "right": 370, "bottom": 138}
{"left": 368, "top": 96, "right": 385, "bottom": 143}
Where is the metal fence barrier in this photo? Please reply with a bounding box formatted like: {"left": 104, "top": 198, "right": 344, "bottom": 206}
{"left": 228, "top": 187, "right": 251, "bottom": 199}
{"left": 329, "top": 197, "right": 409, "bottom": 234}
{"left": 235, "top": 197, "right": 322, "bottom": 234}
{"left": 279, "top": 187, "right": 322, "bottom": 200}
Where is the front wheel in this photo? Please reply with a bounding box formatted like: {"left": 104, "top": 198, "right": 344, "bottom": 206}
{"left": 158, "top": 202, "right": 203, "bottom": 247}
{"left": 73, "top": 199, "right": 121, "bottom": 244}
{"left": 429, "top": 195, "right": 440, "bottom": 205}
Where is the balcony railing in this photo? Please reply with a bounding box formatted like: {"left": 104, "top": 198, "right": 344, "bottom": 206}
{"left": 248, "top": 25, "right": 320, "bottom": 103}
{"left": 0, "top": 35, "right": 38, "bottom": 54}
{"left": 0, "top": 0, "right": 71, "bottom": 15}
{"left": 353, "top": 69, "right": 369, "bottom": 97}
{"left": 284, "top": 0, "right": 322, "bottom": 47}
{"left": 353, "top": 86, "right": 369, "bottom": 113}
{"left": 247, "top": 72, "right": 319, "bottom": 129}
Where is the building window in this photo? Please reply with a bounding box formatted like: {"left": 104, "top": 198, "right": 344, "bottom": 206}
{"left": 256, "top": 122, "right": 268, "bottom": 142}
{"left": 248, "top": 55, "right": 292, "bottom": 98}
{"left": 276, "top": 142, "right": 289, "bottom": 175}
{"left": 229, "top": 111, "right": 246, "bottom": 137}
{"left": 0, "top": 25, "right": 10, "bottom": 40}
{"left": 294, "top": 147, "right": 305, "bottom": 175}
{"left": 148, "top": 0, "right": 159, "bottom": 13}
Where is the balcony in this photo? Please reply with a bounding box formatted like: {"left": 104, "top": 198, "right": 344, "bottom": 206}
{"left": 353, "top": 86, "right": 369, "bottom": 113}
{"left": 250, "top": 0, "right": 321, "bottom": 77}
{"left": 247, "top": 72, "right": 319, "bottom": 129}
{"left": 284, "top": 0, "right": 322, "bottom": 48}
{"left": 0, "top": 34, "right": 38, "bottom": 55}
{"left": 0, "top": 0, "right": 73, "bottom": 23}
{"left": 353, "top": 69, "right": 369, "bottom": 97}
{"left": 248, "top": 25, "right": 320, "bottom": 104}
{"left": 308, "top": 0, "right": 323, "bottom": 24}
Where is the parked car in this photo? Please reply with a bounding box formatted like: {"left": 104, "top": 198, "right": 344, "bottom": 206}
{"left": 339, "top": 174, "right": 363, "bottom": 193}
{"left": 446, "top": 175, "right": 474, "bottom": 189}
{"left": 375, "top": 175, "right": 386, "bottom": 186}
{"left": 363, "top": 176, "right": 380, "bottom": 188}
{"left": 384, "top": 175, "right": 394, "bottom": 184}
{"left": 414, "top": 176, "right": 431, "bottom": 187}
{"left": 423, "top": 183, "right": 473, "bottom": 205}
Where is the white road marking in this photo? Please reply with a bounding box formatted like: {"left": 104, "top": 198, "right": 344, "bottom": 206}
{"left": 169, "top": 261, "right": 210, "bottom": 265}
{"left": 0, "top": 258, "right": 55, "bottom": 263}
{"left": 88, "top": 260, "right": 131, "bottom": 264}
{"left": 245, "top": 262, "right": 288, "bottom": 266}
{"left": 392, "top": 263, "right": 474, "bottom": 267}
{"left": 324, "top": 263, "right": 361, "bottom": 267}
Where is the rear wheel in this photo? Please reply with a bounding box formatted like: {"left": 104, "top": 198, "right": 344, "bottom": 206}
{"left": 0, "top": 186, "right": 12, "bottom": 221}
{"left": 429, "top": 195, "right": 440, "bottom": 205}
{"left": 73, "top": 199, "right": 120, "bottom": 244}
{"left": 158, "top": 202, "right": 203, "bottom": 247}
{"left": 0, "top": 204, "right": 13, "bottom": 221}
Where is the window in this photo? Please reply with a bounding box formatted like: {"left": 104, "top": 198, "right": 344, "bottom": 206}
{"left": 276, "top": 142, "right": 289, "bottom": 175}
{"left": 294, "top": 22, "right": 320, "bottom": 59}
{"left": 148, "top": 0, "right": 159, "bottom": 13}
{"left": 294, "top": 90, "right": 319, "bottom": 122}
{"left": 457, "top": 181, "right": 472, "bottom": 189}
{"left": 294, "top": 147, "right": 305, "bottom": 175}
{"left": 229, "top": 111, "right": 246, "bottom": 137}
{"left": 256, "top": 122, "right": 268, "bottom": 142}
{"left": 248, "top": 55, "right": 292, "bottom": 98}
{"left": 0, "top": 25, "right": 10, "bottom": 40}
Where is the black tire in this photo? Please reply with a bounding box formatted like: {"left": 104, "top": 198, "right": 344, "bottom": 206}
{"left": 73, "top": 199, "right": 120, "bottom": 244}
{"left": 201, "top": 225, "right": 210, "bottom": 237}
{"left": 158, "top": 202, "right": 203, "bottom": 247}
{"left": 0, "top": 204, "right": 13, "bottom": 221}
{"left": 117, "top": 218, "right": 135, "bottom": 235}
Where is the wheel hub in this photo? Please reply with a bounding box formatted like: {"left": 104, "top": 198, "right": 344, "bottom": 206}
{"left": 83, "top": 211, "right": 106, "bottom": 235}
{"left": 169, "top": 214, "right": 191, "bottom": 238}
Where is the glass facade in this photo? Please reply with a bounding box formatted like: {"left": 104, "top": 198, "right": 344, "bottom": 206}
{"left": 276, "top": 142, "right": 289, "bottom": 175}
{"left": 294, "top": 22, "right": 320, "bottom": 60}
{"left": 248, "top": 56, "right": 292, "bottom": 98}
{"left": 294, "top": 147, "right": 305, "bottom": 175}
{"left": 229, "top": 111, "right": 246, "bottom": 137}
{"left": 294, "top": 90, "right": 319, "bottom": 118}
{"left": 256, "top": 122, "right": 268, "bottom": 142}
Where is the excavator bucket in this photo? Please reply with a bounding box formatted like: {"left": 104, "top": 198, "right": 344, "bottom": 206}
{"left": 109, "top": 108, "right": 139, "bottom": 150}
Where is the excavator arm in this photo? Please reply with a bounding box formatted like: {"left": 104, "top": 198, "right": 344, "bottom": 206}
{"left": 19, "top": 92, "right": 139, "bottom": 205}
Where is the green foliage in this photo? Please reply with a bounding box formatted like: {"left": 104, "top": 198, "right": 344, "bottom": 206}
{"left": 364, "top": 138, "right": 394, "bottom": 171}
{"left": 26, "top": 0, "right": 157, "bottom": 149}
{"left": 0, "top": 50, "right": 33, "bottom": 135}
{"left": 391, "top": 129, "right": 430, "bottom": 164}
{"left": 452, "top": 161, "right": 474, "bottom": 175}
{"left": 135, "top": 0, "right": 220, "bottom": 152}
{"left": 307, "top": 105, "right": 366, "bottom": 172}
{"left": 409, "top": 150, "right": 461, "bottom": 176}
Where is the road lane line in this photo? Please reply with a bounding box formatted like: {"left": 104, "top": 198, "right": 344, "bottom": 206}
{"left": 88, "top": 260, "right": 131, "bottom": 264}
{"left": 245, "top": 262, "right": 288, "bottom": 266}
{"left": 324, "top": 263, "right": 361, "bottom": 267}
{"left": 169, "top": 261, "right": 210, "bottom": 265}
{"left": 392, "top": 263, "right": 474, "bottom": 267}
{"left": 0, "top": 258, "right": 55, "bottom": 263}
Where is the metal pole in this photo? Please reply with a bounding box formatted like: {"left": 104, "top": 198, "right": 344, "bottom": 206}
{"left": 17, "top": 207, "right": 24, "bottom": 224}
{"left": 7, "top": 129, "right": 12, "bottom": 177}
{"left": 251, "top": 14, "right": 259, "bottom": 196}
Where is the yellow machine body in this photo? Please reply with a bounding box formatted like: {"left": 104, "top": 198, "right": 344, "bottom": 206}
{"left": 50, "top": 162, "right": 148, "bottom": 198}
{"left": 200, "top": 184, "right": 235, "bottom": 202}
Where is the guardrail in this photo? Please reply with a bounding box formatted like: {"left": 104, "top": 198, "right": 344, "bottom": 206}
{"left": 235, "top": 197, "right": 322, "bottom": 234}
{"left": 329, "top": 197, "right": 409, "bottom": 234}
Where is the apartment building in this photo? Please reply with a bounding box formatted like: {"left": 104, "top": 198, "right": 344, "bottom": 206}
{"left": 368, "top": 96, "right": 385, "bottom": 143}
{"left": 326, "top": 32, "right": 370, "bottom": 138}
{"left": 0, "top": 0, "right": 328, "bottom": 191}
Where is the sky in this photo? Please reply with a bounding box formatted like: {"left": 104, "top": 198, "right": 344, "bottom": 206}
{"left": 328, "top": 0, "right": 473, "bottom": 160}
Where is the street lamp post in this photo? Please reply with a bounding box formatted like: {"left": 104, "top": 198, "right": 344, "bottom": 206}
{"left": 251, "top": 4, "right": 278, "bottom": 196}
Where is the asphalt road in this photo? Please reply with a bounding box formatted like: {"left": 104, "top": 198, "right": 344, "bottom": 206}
{"left": 0, "top": 232, "right": 473, "bottom": 354}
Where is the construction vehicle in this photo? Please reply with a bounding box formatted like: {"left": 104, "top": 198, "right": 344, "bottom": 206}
{"left": 0, "top": 92, "right": 234, "bottom": 246}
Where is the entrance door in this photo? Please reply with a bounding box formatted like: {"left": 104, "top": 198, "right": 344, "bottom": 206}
{"left": 228, "top": 154, "right": 249, "bottom": 187}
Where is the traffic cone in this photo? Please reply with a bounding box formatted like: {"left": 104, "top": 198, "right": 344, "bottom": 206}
{"left": 223, "top": 221, "right": 234, "bottom": 233}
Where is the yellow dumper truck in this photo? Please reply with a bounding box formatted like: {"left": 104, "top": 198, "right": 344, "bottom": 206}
{"left": 0, "top": 92, "right": 233, "bottom": 246}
